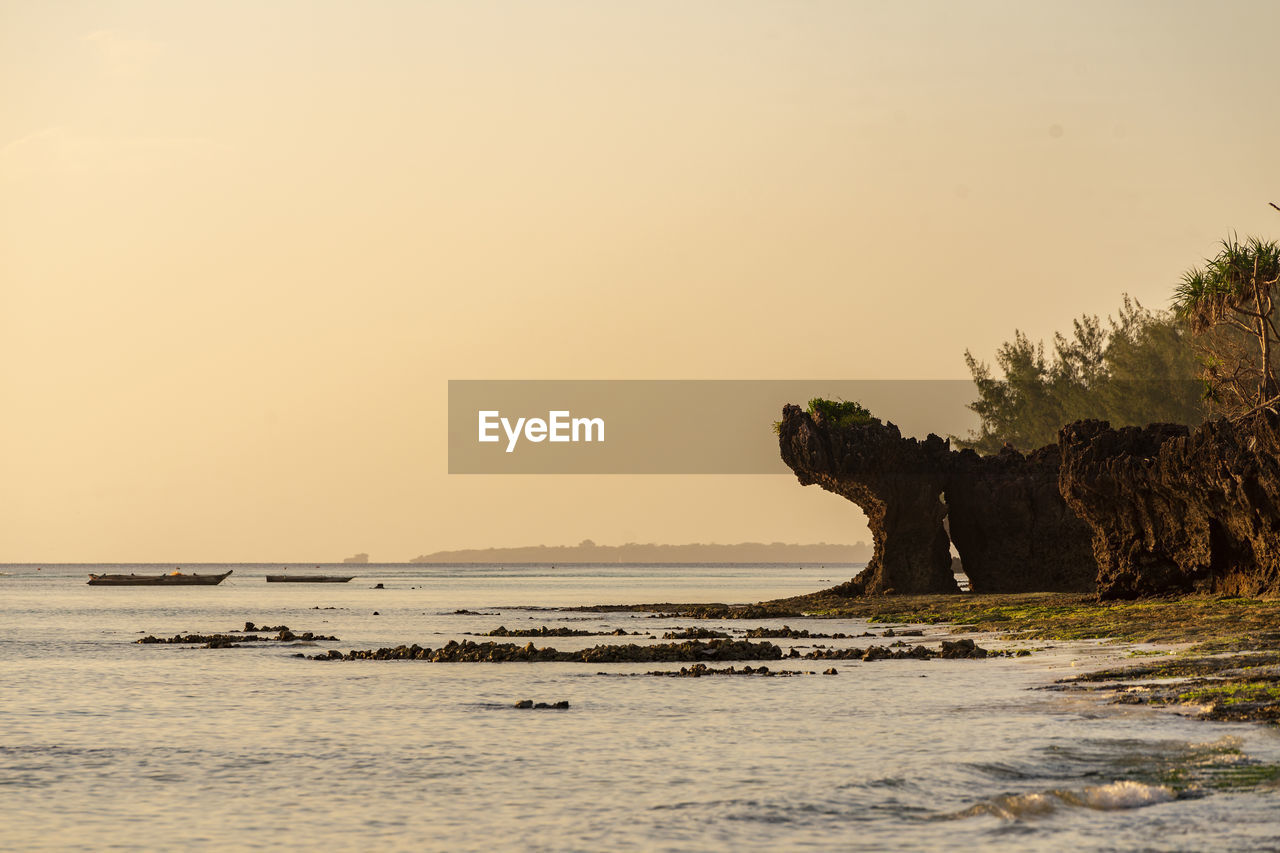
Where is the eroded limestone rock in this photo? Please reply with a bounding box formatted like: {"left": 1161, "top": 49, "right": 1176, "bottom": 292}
{"left": 1059, "top": 414, "right": 1280, "bottom": 599}
{"left": 778, "top": 404, "right": 956, "bottom": 595}
{"left": 778, "top": 403, "right": 1097, "bottom": 595}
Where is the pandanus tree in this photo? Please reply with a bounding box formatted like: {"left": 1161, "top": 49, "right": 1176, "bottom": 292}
{"left": 1173, "top": 233, "right": 1280, "bottom": 414}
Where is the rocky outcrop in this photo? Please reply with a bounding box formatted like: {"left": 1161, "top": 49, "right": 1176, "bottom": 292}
{"left": 778, "top": 404, "right": 1097, "bottom": 595}
{"left": 778, "top": 404, "right": 957, "bottom": 595}
{"left": 946, "top": 445, "right": 1098, "bottom": 593}
{"left": 1059, "top": 414, "right": 1280, "bottom": 599}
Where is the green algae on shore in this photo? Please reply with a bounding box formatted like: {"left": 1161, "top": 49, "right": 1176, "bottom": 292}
{"left": 1058, "top": 649, "right": 1280, "bottom": 724}
{"left": 575, "top": 588, "right": 1280, "bottom": 724}
{"left": 576, "top": 591, "right": 1280, "bottom": 647}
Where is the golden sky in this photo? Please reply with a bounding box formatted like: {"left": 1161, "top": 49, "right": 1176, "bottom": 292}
{"left": 4, "top": 1, "right": 1280, "bottom": 561}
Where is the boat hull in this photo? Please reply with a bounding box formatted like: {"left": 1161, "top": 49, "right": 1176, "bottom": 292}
{"left": 264, "top": 575, "right": 354, "bottom": 583}
{"left": 87, "top": 570, "right": 233, "bottom": 586}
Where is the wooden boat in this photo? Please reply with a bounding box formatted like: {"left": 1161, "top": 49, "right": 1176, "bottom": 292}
{"left": 87, "top": 570, "right": 233, "bottom": 586}
{"left": 265, "top": 574, "right": 355, "bottom": 583}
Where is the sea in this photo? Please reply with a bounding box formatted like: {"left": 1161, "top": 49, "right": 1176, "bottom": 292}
{"left": 3, "top": 563, "right": 1279, "bottom": 852}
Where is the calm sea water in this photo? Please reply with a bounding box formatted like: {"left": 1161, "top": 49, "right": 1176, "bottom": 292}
{"left": 3, "top": 563, "right": 1279, "bottom": 852}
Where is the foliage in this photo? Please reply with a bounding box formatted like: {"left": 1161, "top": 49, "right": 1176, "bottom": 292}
{"left": 1173, "top": 235, "right": 1280, "bottom": 413}
{"left": 956, "top": 297, "right": 1206, "bottom": 454}
{"left": 774, "top": 397, "right": 880, "bottom": 435}
{"left": 806, "top": 398, "right": 879, "bottom": 428}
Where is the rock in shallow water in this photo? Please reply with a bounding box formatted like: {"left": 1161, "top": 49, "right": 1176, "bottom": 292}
{"left": 514, "top": 699, "right": 569, "bottom": 709}
{"left": 310, "top": 638, "right": 784, "bottom": 663}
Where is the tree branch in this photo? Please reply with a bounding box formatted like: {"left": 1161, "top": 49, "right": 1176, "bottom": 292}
{"left": 1231, "top": 392, "right": 1280, "bottom": 421}
{"left": 1222, "top": 316, "right": 1258, "bottom": 336}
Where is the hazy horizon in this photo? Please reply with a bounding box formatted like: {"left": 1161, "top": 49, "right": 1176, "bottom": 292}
{"left": 0, "top": 537, "right": 874, "bottom": 566}
{"left": 5, "top": 1, "right": 1280, "bottom": 561}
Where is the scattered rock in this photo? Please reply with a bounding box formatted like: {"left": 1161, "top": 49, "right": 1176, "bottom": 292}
{"left": 240, "top": 622, "right": 290, "bottom": 633}
{"left": 940, "top": 638, "right": 988, "bottom": 659}
{"left": 310, "top": 638, "right": 784, "bottom": 664}
{"left": 804, "top": 641, "right": 989, "bottom": 662}
{"left": 643, "top": 664, "right": 819, "bottom": 678}
{"left": 514, "top": 699, "right": 569, "bottom": 709}
{"left": 137, "top": 629, "right": 338, "bottom": 646}
{"left": 744, "top": 626, "right": 848, "bottom": 639}
{"left": 662, "top": 627, "right": 731, "bottom": 640}
{"left": 484, "top": 625, "right": 616, "bottom": 637}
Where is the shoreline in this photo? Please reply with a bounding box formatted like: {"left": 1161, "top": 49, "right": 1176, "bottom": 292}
{"left": 572, "top": 589, "right": 1280, "bottom": 727}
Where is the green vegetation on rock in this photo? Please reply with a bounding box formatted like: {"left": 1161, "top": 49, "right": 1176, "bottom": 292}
{"left": 806, "top": 397, "right": 879, "bottom": 428}
{"left": 772, "top": 397, "right": 879, "bottom": 435}
{"left": 1177, "top": 681, "right": 1280, "bottom": 707}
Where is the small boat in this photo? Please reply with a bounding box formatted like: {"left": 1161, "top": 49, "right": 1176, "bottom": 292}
{"left": 87, "top": 570, "right": 233, "bottom": 586}
{"left": 265, "top": 575, "right": 354, "bottom": 583}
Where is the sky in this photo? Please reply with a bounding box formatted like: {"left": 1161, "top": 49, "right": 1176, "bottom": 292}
{"left": 4, "top": 0, "right": 1280, "bottom": 562}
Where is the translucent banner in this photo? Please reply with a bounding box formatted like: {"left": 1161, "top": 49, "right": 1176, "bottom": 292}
{"left": 448, "top": 380, "right": 981, "bottom": 474}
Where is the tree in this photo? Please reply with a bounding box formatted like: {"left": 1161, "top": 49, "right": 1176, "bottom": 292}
{"left": 957, "top": 297, "right": 1205, "bottom": 454}
{"left": 1097, "top": 297, "right": 1204, "bottom": 427}
{"left": 1173, "top": 235, "right": 1280, "bottom": 413}
{"left": 960, "top": 331, "right": 1077, "bottom": 454}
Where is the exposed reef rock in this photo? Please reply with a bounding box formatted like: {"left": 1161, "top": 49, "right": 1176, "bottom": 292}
{"left": 946, "top": 445, "right": 1097, "bottom": 593}
{"left": 778, "top": 404, "right": 956, "bottom": 595}
{"left": 803, "top": 639, "right": 993, "bottom": 661}
{"left": 138, "top": 628, "right": 338, "bottom": 647}
{"left": 1059, "top": 414, "right": 1280, "bottom": 599}
{"left": 642, "top": 664, "right": 833, "bottom": 677}
{"left": 662, "top": 628, "right": 731, "bottom": 640}
{"left": 778, "top": 404, "right": 1097, "bottom": 595}
{"left": 743, "top": 626, "right": 851, "bottom": 639}
{"left": 479, "top": 626, "right": 635, "bottom": 637}
{"left": 311, "top": 638, "right": 784, "bottom": 663}
{"left": 1057, "top": 648, "right": 1280, "bottom": 724}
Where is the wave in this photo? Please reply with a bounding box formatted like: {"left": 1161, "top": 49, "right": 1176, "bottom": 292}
{"left": 949, "top": 780, "right": 1176, "bottom": 821}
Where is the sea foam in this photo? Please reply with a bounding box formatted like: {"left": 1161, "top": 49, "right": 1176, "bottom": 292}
{"left": 955, "top": 780, "right": 1176, "bottom": 820}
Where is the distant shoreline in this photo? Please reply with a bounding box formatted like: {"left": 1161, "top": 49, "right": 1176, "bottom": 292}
{"left": 411, "top": 542, "right": 874, "bottom": 564}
